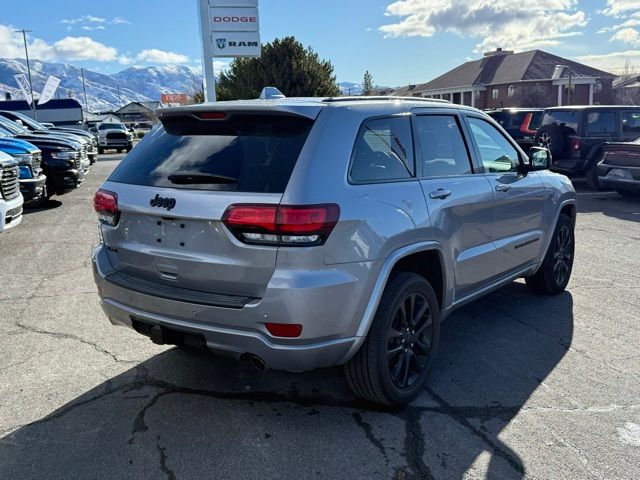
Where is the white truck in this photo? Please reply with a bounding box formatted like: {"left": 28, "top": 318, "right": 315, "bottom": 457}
{"left": 0, "top": 151, "right": 24, "bottom": 232}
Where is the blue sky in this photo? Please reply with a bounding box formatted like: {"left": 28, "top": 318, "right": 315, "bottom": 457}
{"left": 1, "top": 0, "right": 640, "bottom": 87}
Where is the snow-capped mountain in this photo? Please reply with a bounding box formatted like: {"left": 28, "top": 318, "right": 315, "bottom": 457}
{"left": 0, "top": 58, "right": 202, "bottom": 112}
{"left": 0, "top": 58, "right": 373, "bottom": 111}
{"left": 338, "top": 82, "right": 364, "bottom": 96}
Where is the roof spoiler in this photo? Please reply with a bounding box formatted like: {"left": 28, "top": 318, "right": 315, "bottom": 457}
{"left": 260, "top": 87, "right": 286, "bottom": 100}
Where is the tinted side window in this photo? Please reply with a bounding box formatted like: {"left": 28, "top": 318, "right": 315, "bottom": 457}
{"left": 586, "top": 111, "right": 616, "bottom": 134}
{"left": 350, "top": 117, "right": 414, "bottom": 182}
{"left": 543, "top": 110, "right": 579, "bottom": 134}
{"left": 467, "top": 117, "right": 520, "bottom": 173}
{"left": 415, "top": 115, "right": 473, "bottom": 177}
{"left": 621, "top": 111, "right": 640, "bottom": 133}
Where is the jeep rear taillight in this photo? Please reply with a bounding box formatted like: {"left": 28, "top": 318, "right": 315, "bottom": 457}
{"left": 222, "top": 204, "right": 340, "bottom": 247}
{"left": 570, "top": 139, "right": 582, "bottom": 151}
{"left": 93, "top": 189, "right": 120, "bottom": 226}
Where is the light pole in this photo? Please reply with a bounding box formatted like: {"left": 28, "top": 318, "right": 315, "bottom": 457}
{"left": 15, "top": 29, "right": 37, "bottom": 120}
{"left": 81, "top": 68, "right": 89, "bottom": 112}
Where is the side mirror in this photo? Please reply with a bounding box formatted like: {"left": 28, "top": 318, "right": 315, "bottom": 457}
{"left": 15, "top": 119, "right": 24, "bottom": 126}
{"left": 527, "top": 147, "right": 552, "bottom": 171}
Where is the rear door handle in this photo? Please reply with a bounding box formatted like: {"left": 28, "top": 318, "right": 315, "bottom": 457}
{"left": 429, "top": 188, "right": 452, "bottom": 200}
{"left": 495, "top": 184, "right": 512, "bottom": 192}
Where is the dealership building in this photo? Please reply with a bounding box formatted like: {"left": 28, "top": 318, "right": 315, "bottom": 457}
{"left": 394, "top": 49, "right": 615, "bottom": 108}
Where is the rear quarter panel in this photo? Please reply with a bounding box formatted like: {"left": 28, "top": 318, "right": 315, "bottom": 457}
{"left": 281, "top": 104, "right": 434, "bottom": 266}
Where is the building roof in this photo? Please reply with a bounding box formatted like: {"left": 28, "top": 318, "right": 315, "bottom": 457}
{"left": 115, "top": 101, "right": 160, "bottom": 113}
{"left": 401, "top": 49, "right": 615, "bottom": 94}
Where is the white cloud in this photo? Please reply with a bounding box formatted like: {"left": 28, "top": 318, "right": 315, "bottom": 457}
{"left": 0, "top": 24, "right": 125, "bottom": 63}
{"left": 575, "top": 49, "right": 640, "bottom": 73}
{"left": 62, "top": 15, "right": 106, "bottom": 25}
{"left": 611, "top": 27, "right": 640, "bottom": 46}
{"left": 135, "top": 49, "right": 189, "bottom": 64}
{"left": 600, "top": 1, "right": 640, "bottom": 18}
{"left": 61, "top": 15, "right": 130, "bottom": 30}
{"left": 379, "top": 0, "right": 587, "bottom": 53}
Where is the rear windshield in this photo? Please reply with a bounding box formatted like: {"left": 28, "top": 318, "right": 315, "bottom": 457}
{"left": 542, "top": 110, "right": 580, "bottom": 134}
{"left": 99, "top": 123, "right": 125, "bottom": 130}
{"left": 108, "top": 113, "right": 314, "bottom": 193}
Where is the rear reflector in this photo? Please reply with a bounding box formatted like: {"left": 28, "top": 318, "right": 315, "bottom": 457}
{"left": 196, "top": 111, "right": 226, "bottom": 120}
{"left": 222, "top": 204, "right": 340, "bottom": 247}
{"left": 93, "top": 189, "right": 119, "bottom": 226}
{"left": 265, "top": 323, "right": 303, "bottom": 338}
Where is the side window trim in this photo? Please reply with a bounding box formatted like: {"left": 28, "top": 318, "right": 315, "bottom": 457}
{"left": 412, "top": 112, "right": 478, "bottom": 179}
{"left": 461, "top": 113, "right": 524, "bottom": 175}
{"left": 347, "top": 113, "right": 417, "bottom": 185}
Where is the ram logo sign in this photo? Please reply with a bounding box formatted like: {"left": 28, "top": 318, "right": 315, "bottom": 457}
{"left": 211, "top": 32, "right": 260, "bottom": 57}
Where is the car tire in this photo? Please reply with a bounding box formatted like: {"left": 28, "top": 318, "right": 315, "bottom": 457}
{"left": 534, "top": 124, "right": 566, "bottom": 159}
{"left": 585, "top": 155, "right": 605, "bottom": 191}
{"left": 98, "top": 147, "right": 104, "bottom": 154}
{"left": 344, "top": 272, "right": 440, "bottom": 406}
{"left": 125, "top": 146, "right": 132, "bottom": 153}
{"left": 525, "top": 213, "right": 574, "bottom": 295}
{"left": 617, "top": 189, "right": 640, "bottom": 198}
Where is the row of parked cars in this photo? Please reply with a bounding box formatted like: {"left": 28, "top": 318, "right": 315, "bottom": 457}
{"left": 487, "top": 105, "right": 640, "bottom": 197}
{"left": 0, "top": 112, "right": 135, "bottom": 233}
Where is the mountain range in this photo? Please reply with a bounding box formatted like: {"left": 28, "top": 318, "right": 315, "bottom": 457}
{"left": 0, "top": 58, "right": 367, "bottom": 112}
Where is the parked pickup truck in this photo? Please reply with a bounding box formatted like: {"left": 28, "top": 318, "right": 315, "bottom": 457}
{"left": 0, "top": 111, "right": 94, "bottom": 169}
{"left": 0, "top": 116, "right": 84, "bottom": 199}
{"left": 0, "top": 152, "right": 23, "bottom": 232}
{"left": 96, "top": 123, "right": 133, "bottom": 153}
{"left": 0, "top": 131, "right": 46, "bottom": 205}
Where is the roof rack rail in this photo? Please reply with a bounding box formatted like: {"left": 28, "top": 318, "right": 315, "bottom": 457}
{"left": 323, "top": 96, "right": 451, "bottom": 104}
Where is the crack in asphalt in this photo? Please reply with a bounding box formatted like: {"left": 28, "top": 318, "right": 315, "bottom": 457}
{"left": 398, "top": 409, "right": 433, "bottom": 480}
{"left": 352, "top": 412, "right": 390, "bottom": 465}
{"left": 424, "top": 387, "right": 526, "bottom": 476}
{"left": 15, "top": 321, "right": 128, "bottom": 364}
{"left": 157, "top": 435, "right": 177, "bottom": 480}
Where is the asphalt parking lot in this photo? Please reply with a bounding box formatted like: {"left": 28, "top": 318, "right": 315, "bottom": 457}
{"left": 0, "top": 154, "right": 639, "bottom": 480}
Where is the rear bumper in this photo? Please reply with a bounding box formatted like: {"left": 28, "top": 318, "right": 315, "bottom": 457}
{"left": 92, "top": 244, "right": 377, "bottom": 371}
{"left": 0, "top": 194, "right": 23, "bottom": 232}
{"left": 598, "top": 163, "right": 640, "bottom": 192}
{"left": 19, "top": 174, "right": 47, "bottom": 205}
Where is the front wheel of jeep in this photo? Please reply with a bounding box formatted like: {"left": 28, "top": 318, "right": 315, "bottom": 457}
{"left": 344, "top": 272, "right": 440, "bottom": 406}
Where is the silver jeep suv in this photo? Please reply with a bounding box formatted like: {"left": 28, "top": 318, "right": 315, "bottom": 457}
{"left": 92, "top": 96, "right": 576, "bottom": 405}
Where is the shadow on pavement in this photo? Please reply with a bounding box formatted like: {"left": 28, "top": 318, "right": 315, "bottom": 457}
{"left": 0, "top": 282, "right": 574, "bottom": 479}
{"left": 574, "top": 186, "right": 640, "bottom": 223}
{"left": 22, "top": 199, "right": 63, "bottom": 214}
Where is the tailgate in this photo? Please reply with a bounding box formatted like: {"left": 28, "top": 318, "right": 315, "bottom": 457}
{"left": 99, "top": 109, "right": 318, "bottom": 299}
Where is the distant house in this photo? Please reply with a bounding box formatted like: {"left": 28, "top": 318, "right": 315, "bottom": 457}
{"left": 613, "top": 74, "right": 640, "bottom": 105}
{"left": 114, "top": 101, "right": 160, "bottom": 125}
{"left": 393, "top": 49, "right": 615, "bottom": 108}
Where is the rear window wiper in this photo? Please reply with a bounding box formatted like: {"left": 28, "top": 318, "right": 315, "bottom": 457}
{"left": 167, "top": 173, "right": 238, "bottom": 184}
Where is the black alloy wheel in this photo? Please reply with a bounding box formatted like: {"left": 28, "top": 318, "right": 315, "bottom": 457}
{"left": 387, "top": 293, "right": 434, "bottom": 389}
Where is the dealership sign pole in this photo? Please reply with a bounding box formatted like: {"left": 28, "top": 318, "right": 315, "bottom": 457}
{"left": 198, "top": 0, "right": 260, "bottom": 102}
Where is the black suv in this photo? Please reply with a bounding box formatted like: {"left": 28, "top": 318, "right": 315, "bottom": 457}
{"left": 486, "top": 108, "right": 543, "bottom": 151}
{"left": 535, "top": 106, "right": 640, "bottom": 189}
